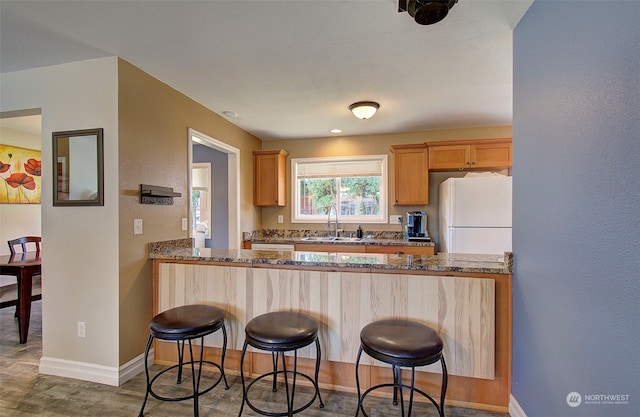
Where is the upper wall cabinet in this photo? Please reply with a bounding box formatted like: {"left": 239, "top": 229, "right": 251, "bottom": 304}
{"left": 390, "top": 143, "right": 428, "bottom": 205}
{"left": 428, "top": 138, "right": 512, "bottom": 171}
{"left": 253, "top": 149, "right": 288, "bottom": 206}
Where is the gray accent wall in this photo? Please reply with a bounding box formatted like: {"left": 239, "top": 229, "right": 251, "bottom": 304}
{"left": 513, "top": 2, "right": 639, "bottom": 416}
{"left": 193, "top": 144, "right": 229, "bottom": 248}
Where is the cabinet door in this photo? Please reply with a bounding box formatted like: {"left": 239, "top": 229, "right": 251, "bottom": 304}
{"left": 391, "top": 144, "right": 429, "bottom": 205}
{"left": 471, "top": 142, "right": 512, "bottom": 169}
{"left": 428, "top": 144, "right": 470, "bottom": 170}
{"left": 253, "top": 150, "right": 288, "bottom": 206}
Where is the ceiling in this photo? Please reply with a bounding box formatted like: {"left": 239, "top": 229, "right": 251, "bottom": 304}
{"left": 0, "top": 0, "right": 533, "bottom": 141}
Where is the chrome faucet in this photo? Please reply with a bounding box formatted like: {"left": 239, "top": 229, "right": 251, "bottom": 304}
{"left": 327, "top": 203, "right": 339, "bottom": 237}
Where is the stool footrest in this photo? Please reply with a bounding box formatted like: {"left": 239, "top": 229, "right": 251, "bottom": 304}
{"left": 148, "top": 361, "right": 226, "bottom": 403}
{"left": 357, "top": 382, "right": 443, "bottom": 417}
{"left": 244, "top": 370, "right": 320, "bottom": 417}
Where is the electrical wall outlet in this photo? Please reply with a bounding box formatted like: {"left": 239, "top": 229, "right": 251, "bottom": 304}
{"left": 77, "top": 321, "right": 86, "bottom": 338}
{"left": 181, "top": 218, "right": 188, "bottom": 231}
{"left": 133, "top": 219, "right": 143, "bottom": 235}
{"left": 389, "top": 215, "right": 402, "bottom": 225}
{"left": 277, "top": 215, "right": 284, "bottom": 224}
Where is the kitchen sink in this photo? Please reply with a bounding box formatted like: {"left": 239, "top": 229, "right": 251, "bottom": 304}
{"left": 301, "top": 236, "right": 362, "bottom": 242}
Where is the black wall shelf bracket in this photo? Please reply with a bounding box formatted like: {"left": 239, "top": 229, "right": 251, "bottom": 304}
{"left": 140, "top": 184, "right": 182, "bottom": 205}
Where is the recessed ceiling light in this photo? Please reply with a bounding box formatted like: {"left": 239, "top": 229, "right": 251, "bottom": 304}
{"left": 221, "top": 110, "right": 238, "bottom": 118}
{"left": 330, "top": 129, "right": 342, "bottom": 134}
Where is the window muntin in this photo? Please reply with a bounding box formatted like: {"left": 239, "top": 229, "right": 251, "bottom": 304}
{"left": 291, "top": 155, "right": 387, "bottom": 223}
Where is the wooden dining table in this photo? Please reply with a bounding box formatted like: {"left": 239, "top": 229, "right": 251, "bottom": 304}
{"left": 0, "top": 251, "right": 42, "bottom": 344}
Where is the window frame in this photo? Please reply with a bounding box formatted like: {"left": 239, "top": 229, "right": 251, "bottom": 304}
{"left": 290, "top": 155, "right": 388, "bottom": 224}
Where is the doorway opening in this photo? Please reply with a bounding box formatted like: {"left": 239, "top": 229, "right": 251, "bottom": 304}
{"left": 188, "top": 128, "right": 240, "bottom": 249}
{"left": 0, "top": 110, "right": 42, "bottom": 261}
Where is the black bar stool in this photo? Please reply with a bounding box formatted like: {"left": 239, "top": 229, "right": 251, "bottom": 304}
{"left": 355, "top": 319, "right": 448, "bottom": 417}
{"left": 238, "top": 311, "right": 324, "bottom": 417}
{"left": 138, "top": 304, "right": 229, "bottom": 417}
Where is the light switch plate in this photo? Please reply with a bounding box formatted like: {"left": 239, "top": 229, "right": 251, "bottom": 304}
{"left": 181, "top": 218, "right": 188, "bottom": 231}
{"left": 134, "top": 219, "right": 143, "bottom": 235}
{"left": 277, "top": 215, "right": 284, "bottom": 224}
{"left": 389, "top": 215, "right": 402, "bottom": 225}
{"left": 389, "top": 214, "right": 402, "bottom": 224}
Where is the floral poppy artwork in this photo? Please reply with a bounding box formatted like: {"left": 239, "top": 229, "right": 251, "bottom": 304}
{"left": 0, "top": 145, "right": 42, "bottom": 204}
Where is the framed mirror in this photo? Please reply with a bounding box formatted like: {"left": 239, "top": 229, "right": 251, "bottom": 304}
{"left": 52, "top": 128, "right": 104, "bottom": 206}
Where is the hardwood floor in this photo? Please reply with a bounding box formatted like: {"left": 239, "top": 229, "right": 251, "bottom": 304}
{"left": 0, "top": 301, "right": 510, "bottom": 417}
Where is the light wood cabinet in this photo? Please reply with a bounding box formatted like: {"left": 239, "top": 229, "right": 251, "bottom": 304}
{"left": 428, "top": 139, "right": 512, "bottom": 171}
{"left": 253, "top": 149, "right": 288, "bottom": 206}
{"left": 390, "top": 143, "right": 428, "bottom": 205}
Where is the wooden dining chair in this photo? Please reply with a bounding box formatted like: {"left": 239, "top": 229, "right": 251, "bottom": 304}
{"left": 7, "top": 236, "right": 41, "bottom": 255}
{"left": 2, "top": 236, "right": 42, "bottom": 315}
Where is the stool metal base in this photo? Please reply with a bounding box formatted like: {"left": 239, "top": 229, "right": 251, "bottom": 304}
{"left": 355, "top": 346, "right": 448, "bottom": 417}
{"left": 238, "top": 338, "right": 324, "bottom": 417}
{"left": 138, "top": 327, "right": 229, "bottom": 417}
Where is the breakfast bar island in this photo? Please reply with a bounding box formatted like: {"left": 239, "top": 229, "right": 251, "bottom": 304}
{"left": 149, "top": 239, "right": 512, "bottom": 412}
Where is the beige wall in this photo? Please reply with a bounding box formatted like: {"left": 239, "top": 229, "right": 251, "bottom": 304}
{"left": 117, "top": 59, "right": 262, "bottom": 364}
{"left": 261, "top": 126, "right": 512, "bottom": 242}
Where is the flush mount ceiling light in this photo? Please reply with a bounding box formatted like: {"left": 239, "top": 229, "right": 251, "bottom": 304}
{"left": 349, "top": 101, "right": 380, "bottom": 120}
{"left": 398, "top": 0, "right": 458, "bottom": 25}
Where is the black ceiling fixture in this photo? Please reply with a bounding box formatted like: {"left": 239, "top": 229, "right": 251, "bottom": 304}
{"left": 398, "top": 0, "right": 458, "bottom": 25}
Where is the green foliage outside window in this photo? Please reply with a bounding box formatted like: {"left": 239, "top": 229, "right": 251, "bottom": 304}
{"left": 298, "top": 176, "right": 380, "bottom": 217}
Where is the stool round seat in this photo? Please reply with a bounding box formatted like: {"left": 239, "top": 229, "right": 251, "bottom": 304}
{"left": 150, "top": 304, "right": 225, "bottom": 341}
{"left": 238, "top": 311, "right": 324, "bottom": 417}
{"left": 355, "top": 319, "right": 448, "bottom": 417}
{"left": 245, "top": 311, "right": 319, "bottom": 351}
{"left": 360, "top": 319, "right": 443, "bottom": 367}
{"left": 138, "top": 304, "right": 228, "bottom": 417}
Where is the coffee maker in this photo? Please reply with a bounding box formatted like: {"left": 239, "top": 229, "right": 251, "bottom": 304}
{"left": 405, "top": 211, "right": 431, "bottom": 241}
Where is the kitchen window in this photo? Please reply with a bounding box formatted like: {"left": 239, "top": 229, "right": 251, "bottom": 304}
{"left": 291, "top": 155, "right": 388, "bottom": 224}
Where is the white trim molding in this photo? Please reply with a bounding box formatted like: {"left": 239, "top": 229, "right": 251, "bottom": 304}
{"left": 40, "top": 356, "right": 120, "bottom": 386}
{"left": 39, "top": 349, "right": 153, "bottom": 387}
{"left": 118, "top": 349, "right": 154, "bottom": 385}
{"left": 509, "top": 394, "right": 528, "bottom": 417}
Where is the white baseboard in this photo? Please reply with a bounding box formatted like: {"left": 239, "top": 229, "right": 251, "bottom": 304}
{"left": 118, "top": 348, "right": 154, "bottom": 385}
{"left": 509, "top": 394, "right": 528, "bottom": 417}
{"left": 39, "top": 348, "right": 153, "bottom": 387}
{"left": 40, "top": 356, "right": 120, "bottom": 386}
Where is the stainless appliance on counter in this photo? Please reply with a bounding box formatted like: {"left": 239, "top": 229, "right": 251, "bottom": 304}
{"left": 406, "top": 211, "right": 431, "bottom": 242}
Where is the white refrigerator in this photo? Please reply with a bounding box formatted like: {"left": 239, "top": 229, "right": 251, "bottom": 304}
{"left": 439, "top": 176, "right": 512, "bottom": 254}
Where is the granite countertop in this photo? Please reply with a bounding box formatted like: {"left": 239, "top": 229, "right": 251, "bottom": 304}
{"left": 150, "top": 239, "right": 512, "bottom": 274}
